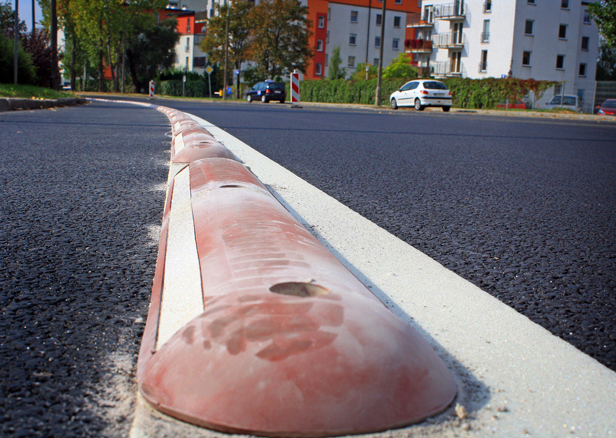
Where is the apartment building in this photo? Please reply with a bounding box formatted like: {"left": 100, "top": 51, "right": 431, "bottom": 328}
{"left": 168, "top": 0, "right": 419, "bottom": 80}
{"left": 407, "top": 0, "right": 600, "bottom": 110}
{"left": 303, "top": 0, "right": 419, "bottom": 80}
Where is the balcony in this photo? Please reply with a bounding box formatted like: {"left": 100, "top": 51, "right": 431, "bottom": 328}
{"left": 432, "top": 32, "right": 466, "bottom": 48}
{"left": 432, "top": 61, "right": 465, "bottom": 77}
{"left": 434, "top": 2, "right": 466, "bottom": 21}
{"left": 195, "top": 11, "right": 208, "bottom": 22}
{"left": 405, "top": 38, "right": 433, "bottom": 53}
{"left": 406, "top": 12, "right": 434, "bottom": 28}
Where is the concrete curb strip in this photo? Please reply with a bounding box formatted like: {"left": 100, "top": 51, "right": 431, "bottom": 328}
{"left": 0, "top": 97, "right": 87, "bottom": 112}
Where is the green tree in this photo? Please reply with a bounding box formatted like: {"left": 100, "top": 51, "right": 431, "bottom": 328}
{"left": 382, "top": 53, "right": 417, "bottom": 79}
{"left": 0, "top": 32, "right": 37, "bottom": 84}
{"left": 350, "top": 62, "right": 377, "bottom": 81}
{"left": 589, "top": 0, "right": 616, "bottom": 48}
{"left": 200, "top": 0, "right": 253, "bottom": 98}
{"left": 249, "top": 0, "right": 313, "bottom": 78}
{"left": 327, "top": 46, "right": 345, "bottom": 80}
{"left": 596, "top": 42, "right": 616, "bottom": 80}
{"left": 0, "top": 1, "right": 27, "bottom": 35}
{"left": 126, "top": 17, "right": 179, "bottom": 93}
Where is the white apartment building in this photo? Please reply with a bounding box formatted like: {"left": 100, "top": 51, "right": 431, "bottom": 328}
{"left": 316, "top": 1, "right": 416, "bottom": 80}
{"left": 408, "top": 0, "right": 600, "bottom": 110}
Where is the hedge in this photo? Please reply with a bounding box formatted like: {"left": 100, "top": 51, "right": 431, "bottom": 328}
{"left": 158, "top": 80, "right": 209, "bottom": 97}
{"left": 295, "top": 77, "right": 557, "bottom": 109}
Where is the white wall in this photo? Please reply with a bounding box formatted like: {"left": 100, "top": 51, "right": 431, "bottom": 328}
{"left": 326, "top": 2, "right": 407, "bottom": 78}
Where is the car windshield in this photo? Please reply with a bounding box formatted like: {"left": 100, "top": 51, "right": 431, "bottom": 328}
{"left": 269, "top": 83, "right": 286, "bottom": 91}
{"left": 602, "top": 100, "right": 616, "bottom": 109}
{"left": 563, "top": 96, "right": 577, "bottom": 106}
{"left": 423, "top": 81, "right": 448, "bottom": 90}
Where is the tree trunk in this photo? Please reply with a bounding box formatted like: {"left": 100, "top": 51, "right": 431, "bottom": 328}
{"left": 126, "top": 48, "right": 142, "bottom": 93}
{"left": 98, "top": 46, "right": 104, "bottom": 92}
{"left": 70, "top": 37, "right": 77, "bottom": 91}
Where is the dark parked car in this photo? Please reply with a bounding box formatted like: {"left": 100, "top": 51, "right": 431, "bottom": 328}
{"left": 246, "top": 80, "right": 286, "bottom": 103}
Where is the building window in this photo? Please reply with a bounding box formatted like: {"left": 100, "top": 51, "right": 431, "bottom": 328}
{"left": 318, "top": 16, "right": 324, "bottom": 28}
{"left": 522, "top": 51, "right": 531, "bottom": 66}
{"left": 394, "top": 16, "right": 401, "bottom": 28}
{"left": 581, "top": 36, "right": 589, "bottom": 51}
{"left": 554, "top": 84, "right": 563, "bottom": 96}
{"left": 348, "top": 56, "right": 355, "bottom": 67}
{"left": 527, "top": 0, "right": 535, "bottom": 4}
{"left": 583, "top": 9, "right": 590, "bottom": 24}
{"left": 525, "top": 20, "right": 534, "bottom": 35}
{"left": 484, "top": 0, "right": 492, "bottom": 12}
{"left": 561, "top": 0, "right": 569, "bottom": 8}
{"left": 395, "top": 0, "right": 402, "bottom": 4}
{"left": 579, "top": 63, "right": 587, "bottom": 77}
{"left": 374, "top": 58, "right": 379, "bottom": 66}
{"left": 376, "top": 14, "right": 382, "bottom": 26}
{"left": 317, "top": 39, "right": 323, "bottom": 51}
{"left": 393, "top": 38, "right": 400, "bottom": 50}
{"left": 185, "top": 37, "right": 190, "bottom": 52}
{"left": 375, "top": 36, "right": 381, "bottom": 48}
{"left": 482, "top": 19, "right": 490, "bottom": 42}
{"left": 328, "top": 7, "right": 331, "bottom": 20}
{"left": 327, "top": 31, "right": 330, "bottom": 44}
{"left": 480, "top": 50, "right": 488, "bottom": 71}
{"left": 316, "top": 63, "right": 322, "bottom": 75}
{"left": 349, "top": 33, "right": 357, "bottom": 45}
{"left": 351, "top": 10, "right": 358, "bottom": 23}
{"left": 556, "top": 54, "right": 565, "bottom": 69}
{"left": 325, "top": 53, "right": 329, "bottom": 66}
{"left": 559, "top": 24, "right": 567, "bottom": 39}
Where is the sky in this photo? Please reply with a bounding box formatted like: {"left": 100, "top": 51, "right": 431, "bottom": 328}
{"left": 7, "top": 0, "right": 43, "bottom": 31}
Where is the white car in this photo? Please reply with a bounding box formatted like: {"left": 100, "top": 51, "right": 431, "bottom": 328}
{"left": 390, "top": 79, "right": 453, "bottom": 112}
{"left": 545, "top": 95, "right": 584, "bottom": 113}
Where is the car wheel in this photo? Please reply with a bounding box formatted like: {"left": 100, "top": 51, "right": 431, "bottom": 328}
{"left": 262, "top": 95, "right": 268, "bottom": 103}
{"left": 247, "top": 95, "right": 252, "bottom": 103}
{"left": 390, "top": 98, "right": 398, "bottom": 110}
{"left": 442, "top": 106, "right": 450, "bottom": 112}
{"left": 414, "top": 99, "right": 425, "bottom": 111}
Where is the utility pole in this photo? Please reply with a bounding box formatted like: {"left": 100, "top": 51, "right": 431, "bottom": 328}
{"left": 374, "top": 0, "right": 386, "bottom": 106}
{"left": 13, "top": 0, "right": 18, "bottom": 84}
{"left": 223, "top": 0, "right": 230, "bottom": 100}
{"left": 50, "top": 0, "right": 59, "bottom": 90}
{"left": 31, "top": 0, "right": 35, "bottom": 37}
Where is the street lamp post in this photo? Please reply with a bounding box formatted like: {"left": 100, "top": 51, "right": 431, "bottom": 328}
{"left": 13, "top": 0, "right": 18, "bottom": 84}
{"left": 375, "top": 0, "right": 386, "bottom": 106}
{"left": 223, "top": 0, "right": 230, "bottom": 100}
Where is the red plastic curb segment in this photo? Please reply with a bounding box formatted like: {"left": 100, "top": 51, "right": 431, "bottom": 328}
{"left": 138, "top": 107, "right": 457, "bottom": 436}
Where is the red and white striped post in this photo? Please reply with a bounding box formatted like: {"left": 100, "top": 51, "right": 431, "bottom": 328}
{"left": 149, "top": 80, "right": 155, "bottom": 100}
{"left": 290, "top": 70, "right": 301, "bottom": 108}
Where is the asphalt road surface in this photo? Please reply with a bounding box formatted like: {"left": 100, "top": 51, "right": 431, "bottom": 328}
{"left": 162, "top": 99, "right": 616, "bottom": 373}
{"left": 0, "top": 101, "right": 169, "bottom": 437}
{"left": 1, "top": 99, "right": 615, "bottom": 437}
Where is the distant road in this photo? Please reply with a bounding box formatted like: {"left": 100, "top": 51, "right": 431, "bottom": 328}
{"left": 161, "top": 99, "right": 616, "bottom": 371}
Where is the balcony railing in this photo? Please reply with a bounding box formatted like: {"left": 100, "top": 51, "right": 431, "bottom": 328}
{"left": 432, "top": 32, "right": 466, "bottom": 48}
{"left": 195, "top": 11, "right": 208, "bottom": 22}
{"left": 404, "top": 38, "right": 433, "bottom": 52}
{"left": 406, "top": 12, "right": 434, "bottom": 27}
{"left": 432, "top": 61, "right": 465, "bottom": 77}
{"left": 434, "top": 2, "right": 466, "bottom": 20}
